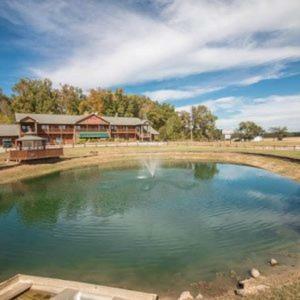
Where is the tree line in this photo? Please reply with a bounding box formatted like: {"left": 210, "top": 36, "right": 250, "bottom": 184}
{"left": 0, "top": 78, "right": 291, "bottom": 141}
{"left": 0, "top": 78, "right": 221, "bottom": 140}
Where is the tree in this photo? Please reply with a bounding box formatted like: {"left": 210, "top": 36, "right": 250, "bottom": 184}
{"left": 269, "top": 126, "right": 288, "bottom": 141}
{"left": 194, "top": 163, "right": 219, "bottom": 180}
{"left": 236, "top": 121, "right": 264, "bottom": 140}
{"left": 0, "top": 88, "right": 13, "bottom": 124}
{"left": 191, "top": 105, "right": 218, "bottom": 140}
{"left": 12, "top": 78, "right": 59, "bottom": 113}
{"left": 179, "top": 110, "right": 192, "bottom": 139}
{"left": 159, "top": 114, "right": 183, "bottom": 140}
{"left": 57, "top": 84, "right": 85, "bottom": 115}
{"left": 79, "top": 88, "right": 106, "bottom": 115}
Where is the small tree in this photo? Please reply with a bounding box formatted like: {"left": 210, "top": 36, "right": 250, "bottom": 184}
{"left": 235, "top": 121, "right": 264, "bottom": 140}
{"left": 269, "top": 126, "right": 288, "bottom": 141}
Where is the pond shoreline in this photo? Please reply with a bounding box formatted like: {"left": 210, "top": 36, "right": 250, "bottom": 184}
{"left": 1, "top": 149, "right": 299, "bottom": 298}
{"left": 1, "top": 150, "right": 300, "bottom": 185}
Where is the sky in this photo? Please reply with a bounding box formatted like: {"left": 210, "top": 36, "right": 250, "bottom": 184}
{"left": 0, "top": 0, "right": 300, "bottom": 131}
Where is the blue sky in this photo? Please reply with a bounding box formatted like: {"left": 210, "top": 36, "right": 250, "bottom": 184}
{"left": 0, "top": 0, "right": 300, "bottom": 130}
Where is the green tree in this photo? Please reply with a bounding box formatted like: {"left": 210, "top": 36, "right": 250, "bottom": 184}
{"left": 57, "top": 84, "right": 85, "bottom": 115}
{"left": 191, "top": 105, "right": 218, "bottom": 140}
{"left": 194, "top": 163, "right": 219, "bottom": 180}
{"left": 12, "top": 78, "right": 59, "bottom": 113}
{"left": 159, "top": 114, "right": 183, "bottom": 140}
{"left": 269, "top": 126, "right": 288, "bottom": 141}
{"left": 0, "top": 88, "right": 14, "bottom": 123}
{"left": 236, "top": 121, "right": 264, "bottom": 140}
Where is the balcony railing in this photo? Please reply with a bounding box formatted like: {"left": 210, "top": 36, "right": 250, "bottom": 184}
{"left": 38, "top": 129, "right": 74, "bottom": 134}
{"left": 9, "top": 148, "right": 63, "bottom": 162}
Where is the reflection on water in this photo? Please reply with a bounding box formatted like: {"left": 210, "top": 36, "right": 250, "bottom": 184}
{"left": 0, "top": 162, "right": 299, "bottom": 296}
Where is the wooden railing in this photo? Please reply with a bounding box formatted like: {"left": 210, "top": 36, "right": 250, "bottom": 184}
{"left": 112, "top": 129, "right": 137, "bottom": 133}
{"left": 38, "top": 129, "right": 74, "bottom": 134}
{"left": 9, "top": 148, "right": 63, "bottom": 162}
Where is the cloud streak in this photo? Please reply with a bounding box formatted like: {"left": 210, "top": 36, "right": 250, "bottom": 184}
{"left": 1, "top": 0, "right": 300, "bottom": 89}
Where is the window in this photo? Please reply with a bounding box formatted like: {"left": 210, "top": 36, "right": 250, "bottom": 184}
{"left": 59, "top": 125, "right": 66, "bottom": 130}
{"left": 21, "top": 125, "right": 31, "bottom": 132}
{"left": 56, "top": 137, "right": 62, "bottom": 144}
{"left": 75, "top": 125, "right": 81, "bottom": 130}
{"left": 41, "top": 125, "right": 49, "bottom": 131}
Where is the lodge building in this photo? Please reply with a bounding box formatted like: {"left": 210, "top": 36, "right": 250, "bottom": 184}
{"left": 0, "top": 113, "right": 159, "bottom": 146}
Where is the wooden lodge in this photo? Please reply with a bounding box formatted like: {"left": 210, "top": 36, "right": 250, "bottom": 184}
{"left": 0, "top": 113, "right": 159, "bottom": 146}
{"left": 9, "top": 134, "right": 63, "bottom": 162}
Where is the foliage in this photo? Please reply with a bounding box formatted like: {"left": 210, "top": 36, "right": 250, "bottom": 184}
{"left": 159, "top": 114, "right": 183, "bottom": 140}
{"left": 194, "top": 163, "right": 219, "bottom": 180}
{"left": 12, "top": 78, "right": 59, "bottom": 114}
{"left": 0, "top": 88, "right": 14, "bottom": 123}
{"left": 57, "top": 84, "right": 85, "bottom": 115}
{"left": 0, "top": 77, "right": 269, "bottom": 142}
{"left": 269, "top": 126, "right": 288, "bottom": 141}
{"left": 235, "top": 121, "right": 264, "bottom": 140}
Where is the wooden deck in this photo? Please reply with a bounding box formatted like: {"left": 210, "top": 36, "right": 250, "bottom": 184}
{"left": 9, "top": 148, "right": 63, "bottom": 162}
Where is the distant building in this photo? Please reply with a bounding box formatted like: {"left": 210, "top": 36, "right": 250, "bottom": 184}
{"left": 222, "top": 129, "right": 233, "bottom": 140}
{"left": 253, "top": 136, "right": 263, "bottom": 142}
{"left": 0, "top": 113, "right": 159, "bottom": 146}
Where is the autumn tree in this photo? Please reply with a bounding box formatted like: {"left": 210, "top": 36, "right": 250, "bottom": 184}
{"left": 79, "top": 88, "right": 107, "bottom": 115}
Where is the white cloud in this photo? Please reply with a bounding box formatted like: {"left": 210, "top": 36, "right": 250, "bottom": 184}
{"left": 176, "top": 94, "right": 300, "bottom": 131}
{"left": 143, "top": 87, "right": 221, "bottom": 102}
{"left": 1, "top": 0, "right": 300, "bottom": 88}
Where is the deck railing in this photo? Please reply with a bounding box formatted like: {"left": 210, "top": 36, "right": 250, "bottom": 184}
{"left": 9, "top": 148, "right": 63, "bottom": 162}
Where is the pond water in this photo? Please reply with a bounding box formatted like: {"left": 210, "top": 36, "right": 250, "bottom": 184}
{"left": 0, "top": 162, "right": 299, "bottom": 296}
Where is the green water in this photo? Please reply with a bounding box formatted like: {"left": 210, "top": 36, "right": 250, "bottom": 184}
{"left": 0, "top": 162, "right": 299, "bottom": 296}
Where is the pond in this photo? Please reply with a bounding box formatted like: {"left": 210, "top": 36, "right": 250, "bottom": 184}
{"left": 0, "top": 161, "right": 299, "bottom": 296}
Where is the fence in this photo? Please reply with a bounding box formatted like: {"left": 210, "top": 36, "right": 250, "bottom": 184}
{"left": 52, "top": 141, "right": 300, "bottom": 151}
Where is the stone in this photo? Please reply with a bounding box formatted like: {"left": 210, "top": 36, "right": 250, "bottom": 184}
{"left": 195, "top": 293, "right": 203, "bottom": 299}
{"left": 269, "top": 258, "right": 278, "bottom": 266}
{"left": 178, "top": 291, "right": 194, "bottom": 300}
{"left": 250, "top": 268, "right": 260, "bottom": 278}
{"left": 235, "top": 284, "right": 269, "bottom": 297}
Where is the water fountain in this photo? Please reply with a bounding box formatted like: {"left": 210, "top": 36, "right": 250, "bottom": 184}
{"left": 142, "top": 158, "right": 159, "bottom": 178}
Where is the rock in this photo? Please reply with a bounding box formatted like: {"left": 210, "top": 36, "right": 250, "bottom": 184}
{"left": 178, "top": 291, "right": 194, "bottom": 300}
{"left": 235, "top": 284, "right": 269, "bottom": 297}
{"left": 250, "top": 268, "right": 260, "bottom": 278}
{"left": 195, "top": 293, "right": 203, "bottom": 299}
{"left": 269, "top": 258, "right": 278, "bottom": 266}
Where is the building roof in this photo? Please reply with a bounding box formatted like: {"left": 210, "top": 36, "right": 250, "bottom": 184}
{"left": 15, "top": 113, "right": 82, "bottom": 124}
{"left": 102, "top": 116, "right": 148, "bottom": 126}
{"left": 145, "top": 125, "right": 159, "bottom": 135}
{"left": 15, "top": 113, "right": 150, "bottom": 126}
{"left": 0, "top": 124, "right": 19, "bottom": 137}
{"left": 17, "top": 135, "right": 46, "bottom": 142}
